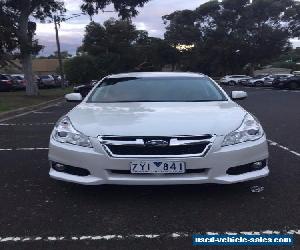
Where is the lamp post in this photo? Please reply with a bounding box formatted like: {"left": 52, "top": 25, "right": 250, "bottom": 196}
{"left": 53, "top": 11, "right": 116, "bottom": 87}
{"left": 53, "top": 14, "right": 81, "bottom": 88}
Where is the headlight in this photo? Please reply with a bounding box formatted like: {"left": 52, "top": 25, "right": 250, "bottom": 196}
{"left": 52, "top": 116, "right": 93, "bottom": 148}
{"left": 222, "top": 114, "right": 264, "bottom": 146}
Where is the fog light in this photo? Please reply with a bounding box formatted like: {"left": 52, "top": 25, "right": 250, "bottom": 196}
{"left": 52, "top": 162, "right": 66, "bottom": 172}
{"left": 252, "top": 161, "right": 263, "bottom": 170}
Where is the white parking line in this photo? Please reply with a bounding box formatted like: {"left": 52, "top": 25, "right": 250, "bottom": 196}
{"left": 0, "top": 123, "right": 55, "bottom": 126}
{"left": 16, "top": 148, "right": 49, "bottom": 151}
{"left": 0, "top": 148, "right": 48, "bottom": 151}
{"left": 268, "top": 140, "right": 300, "bottom": 157}
{"left": 0, "top": 230, "right": 299, "bottom": 242}
{"left": 32, "top": 111, "right": 53, "bottom": 114}
{"left": 0, "top": 100, "right": 64, "bottom": 123}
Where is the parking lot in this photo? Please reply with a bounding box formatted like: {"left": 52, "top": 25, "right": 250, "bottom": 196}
{"left": 0, "top": 86, "right": 299, "bottom": 249}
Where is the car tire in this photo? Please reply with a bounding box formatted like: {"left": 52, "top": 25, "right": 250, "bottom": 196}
{"left": 289, "top": 81, "right": 298, "bottom": 90}
{"left": 228, "top": 81, "right": 236, "bottom": 86}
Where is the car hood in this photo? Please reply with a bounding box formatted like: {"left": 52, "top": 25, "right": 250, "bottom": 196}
{"left": 68, "top": 102, "right": 247, "bottom": 137}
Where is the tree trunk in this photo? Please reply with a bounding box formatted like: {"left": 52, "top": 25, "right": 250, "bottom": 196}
{"left": 18, "top": 2, "right": 39, "bottom": 96}
{"left": 54, "top": 16, "right": 65, "bottom": 88}
{"left": 23, "top": 53, "right": 38, "bottom": 95}
{"left": 248, "top": 63, "right": 255, "bottom": 76}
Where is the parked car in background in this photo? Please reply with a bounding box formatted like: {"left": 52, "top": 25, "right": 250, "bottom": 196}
{"left": 38, "top": 75, "right": 56, "bottom": 88}
{"left": 264, "top": 74, "right": 293, "bottom": 86}
{"left": 273, "top": 74, "right": 300, "bottom": 90}
{"left": 292, "top": 71, "right": 300, "bottom": 75}
{"left": 220, "top": 75, "right": 251, "bottom": 86}
{"left": 0, "top": 74, "right": 13, "bottom": 91}
{"left": 52, "top": 75, "right": 62, "bottom": 87}
{"left": 74, "top": 80, "right": 98, "bottom": 98}
{"left": 10, "top": 74, "right": 26, "bottom": 90}
{"left": 239, "top": 75, "right": 269, "bottom": 87}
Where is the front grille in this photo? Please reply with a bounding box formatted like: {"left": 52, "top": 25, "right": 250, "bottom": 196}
{"left": 99, "top": 135, "right": 214, "bottom": 158}
{"left": 108, "top": 144, "right": 209, "bottom": 155}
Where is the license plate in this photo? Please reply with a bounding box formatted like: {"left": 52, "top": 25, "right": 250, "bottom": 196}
{"left": 130, "top": 161, "right": 185, "bottom": 174}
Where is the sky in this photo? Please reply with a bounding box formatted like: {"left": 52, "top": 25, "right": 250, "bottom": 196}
{"left": 36, "top": 0, "right": 300, "bottom": 56}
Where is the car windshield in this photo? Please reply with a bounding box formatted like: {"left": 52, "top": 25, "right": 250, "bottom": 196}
{"left": 88, "top": 77, "right": 227, "bottom": 103}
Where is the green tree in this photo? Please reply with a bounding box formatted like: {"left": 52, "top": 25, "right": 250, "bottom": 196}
{"left": 1, "top": 0, "right": 151, "bottom": 95}
{"left": 81, "top": 0, "right": 151, "bottom": 19}
{"left": 0, "top": 2, "right": 19, "bottom": 70}
{"left": 163, "top": 10, "right": 201, "bottom": 46}
{"left": 271, "top": 47, "right": 300, "bottom": 70}
{"left": 64, "top": 55, "right": 103, "bottom": 84}
{"left": 75, "top": 18, "right": 179, "bottom": 76}
{"left": 135, "top": 37, "right": 179, "bottom": 70}
{"left": 80, "top": 19, "right": 139, "bottom": 56}
{"left": 78, "top": 19, "right": 145, "bottom": 73}
{"left": 0, "top": 0, "right": 65, "bottom": 95}
{"left": 163, "top": 0, "right": 300, "bottom": 76}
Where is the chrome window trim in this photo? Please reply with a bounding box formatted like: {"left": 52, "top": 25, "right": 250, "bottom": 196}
{"left": 98, "top": 135, "right": 216, "bottom": 158}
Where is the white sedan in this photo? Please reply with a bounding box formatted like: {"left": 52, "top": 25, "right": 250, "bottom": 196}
{"left": 220, "top": 75, "right": 252, "bottom": 85}
{"left": 48, "top": 72, "right": 269, "bottom": 185}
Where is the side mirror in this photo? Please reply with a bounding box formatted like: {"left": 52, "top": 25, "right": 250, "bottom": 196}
{"left": 231, "top": 91, "right": 247, "bottom": 100}
{"left": 65, "top": 93, "right": 82, "bottom": 102}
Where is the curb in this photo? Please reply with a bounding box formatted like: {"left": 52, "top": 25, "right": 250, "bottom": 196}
{"left": 0, "top": 97, "right": 64, "bottom": 122}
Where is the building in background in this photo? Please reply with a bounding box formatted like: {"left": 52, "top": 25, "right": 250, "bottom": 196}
{"left": 0, "top": 59, "right": 62, "bottom": 75}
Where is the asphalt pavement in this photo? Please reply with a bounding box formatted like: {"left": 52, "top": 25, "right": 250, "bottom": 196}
{"left": 0, "top": 86, "right": 299, "bottom": 249}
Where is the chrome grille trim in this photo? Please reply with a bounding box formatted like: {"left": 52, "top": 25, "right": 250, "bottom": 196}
{"left": 169, "top": 138, "right": 210, "bottom": 146}
{"left": 98, "top": 135, "right": 215, "bottom": 158}
{"left": 101, "top": 139, "right": 145, "bottom": 147}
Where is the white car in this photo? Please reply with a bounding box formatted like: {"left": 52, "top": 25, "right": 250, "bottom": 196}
{"left": 220, "top": 75, "right": 251, "bottom": 86}
{"left": 241, "top": 75, "right": 270, "bottom": 86}
{"left": 48, "top": 72, "right": 269, "bottom": 185}
{"left": 39, "top": 75, "right": 56, "bottom": 88}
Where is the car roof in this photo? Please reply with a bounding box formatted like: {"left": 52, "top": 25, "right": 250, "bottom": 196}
{"left": 108, "top": 72, "right": 205, "bottom": 78}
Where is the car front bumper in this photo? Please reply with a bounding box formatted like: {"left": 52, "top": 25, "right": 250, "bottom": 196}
{"left": 48, "top": 135, "right": 269, "bottom": 185}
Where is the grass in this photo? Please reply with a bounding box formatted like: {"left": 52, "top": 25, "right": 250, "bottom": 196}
{"left": 0, "top": 87, "right": 73, "bottom": 113}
